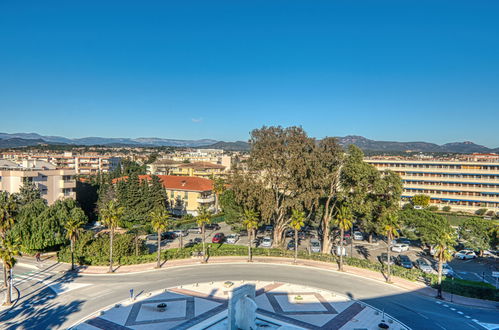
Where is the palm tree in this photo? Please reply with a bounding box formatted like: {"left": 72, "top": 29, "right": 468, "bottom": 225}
{"left": 150, "top": 208, "right": 170, "bottom": 268}
{"left": 100, "top": 200, "right": 124, "bottom": 273}
{"left": 242, "top": 209, "right": 259, "bottom": 262}
{"left": 383, "top": 213, "right": 400, "bottom": 283}
{"left": 434, "top": 232, "right": 455, "bottom": 299}
{"left": 0, "top": 235, "right": 21, "bottom": 305}
{"left": 196, "top": 206, "right": 212, "bottom": 262}
{"left": 212, "top": 177, "right": 225, "bottom": 214}
{"left": 290, "top": 209, "right": 305, "bottom": 264}
{"left": 333, "top": 206, "right": 353, "bottom": 271}
{"left": 0, "top": 192, "right": 17, "bottom": 288}
{"left": 64, "top": 208, "right": 87, "bottom": 271}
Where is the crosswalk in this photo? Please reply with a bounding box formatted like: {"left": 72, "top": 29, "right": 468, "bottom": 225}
{"left": 13, "top": 269, "right": 58, "bottom": 287}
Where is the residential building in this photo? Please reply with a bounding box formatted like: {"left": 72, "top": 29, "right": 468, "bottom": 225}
{"left": 366, "top": 155, "right": 499, "bottom": 213}
{"left": 0, "top": 159, "right": 76, "bottom": 205}
{"left": 148, "top": 160, "right": 226, "bottom": 178}
{"left": 114, "top": 175, "right": 215, "bottom": 216}
{"left": 0, "top": 151, "right": 121, "bottom": 174}
{"left": 166, "top": 149, "right": 232, "bottom": 170}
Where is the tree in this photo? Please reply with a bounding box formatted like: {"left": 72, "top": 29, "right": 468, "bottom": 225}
{"left": 196, "top": 205, "right": 212, "bottom": 262}
{"left": 412, "top": 194, "right": 430, "bottom": 207}
{"left": 100, "top": 200, "right": 124, "bottom": 273}
{"left": 64, "top": 207, "right": 87, "bottom": 271}
{"left": 290, "top": 209, "right": 305, "bottom": 263}
{"left": 213, "top": 177, "right": 226, "bottom": 213}
{"left": 248, "top": 126, "right": 316, "bottom": 246}
{"left": 382, "top": 213, "right": 400, "bottom": 283}
{"left": 150, "top": 208, "right": 170, "bottom": 268}
{"left": 242, "top": 208, "right": 259, "bottom": 262}
{"left": 434, "top": 232, "right": 455, "bottom": 299}
{"left": 17, "top": 181, "right": 42, "bottom": 205}
{"left": 333, "top": 206, "right": 353, "bottom": 271}
{"left": 312, "top": 138, "right": 344, "bottom": 254}
{"left": 219, "top": 189, "right": 243, "bottom": 225}
{"left": 459, "top": 218, "right": 494, "bottom": 256}
{"left": 0, "top": 234, "right": 21, "bottom": 305}
{"left": 0, "top": 192, "right": 17, "bottom": 288}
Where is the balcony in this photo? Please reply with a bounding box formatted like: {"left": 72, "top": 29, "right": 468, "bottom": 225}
{"left": 197, "top": 196, "right": 215, "bottom": 203}
{"left": 60, "top": 180, "right": 76, "bottom": 189}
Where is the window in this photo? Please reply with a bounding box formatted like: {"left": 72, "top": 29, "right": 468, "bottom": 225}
{"left": 184, "top": 191, "right": 188, "bottom": 199}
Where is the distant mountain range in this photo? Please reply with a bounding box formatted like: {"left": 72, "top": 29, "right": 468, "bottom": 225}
{"left": 0, "top": 132, "right": 498, "bottom": 154}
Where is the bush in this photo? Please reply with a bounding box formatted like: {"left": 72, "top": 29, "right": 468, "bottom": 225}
{"left": 428, "top": 206, "right": 439, "bottom": 211}
{"left": 475, "top": 208, "right": 488, "bottom": 216}
{"left": 442, "top": 206, "right": 451, "bottom": 212}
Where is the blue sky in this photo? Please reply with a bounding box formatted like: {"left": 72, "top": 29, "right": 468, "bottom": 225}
{"left": 1, "top": 1, "right": 498, "bottom": 146}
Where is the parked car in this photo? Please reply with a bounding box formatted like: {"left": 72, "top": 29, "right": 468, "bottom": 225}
{"left": 173, "top": 230, "right": 187, "bottom": 237}
{"left": 161, "top": 231, "right": 176, "bottom": 240}
{"left": 391, "top": 243, "right": 409, "bottom": 253}
{"left": 415, "top": 258, "right": 435, "bottom": 273}
{"left": 442, "top": 263, "right": 454, "bottom": 277}
{"left": 454, "top": 250, "right": 477, "bottom": 260}
{"left": 187, "top": 227, "right": 202, "bottom": 234}
{"left": 397, "top": 255, "right": 413, "bottom": 269}
{"left": 205, "top": 223, "right": 221, "bottom": 231}
{"left": 184, "top": 238, "right": 202, "bottom": 247}
{"left": 333, "top": 245, "right": 347, "bottom": 256}
{"left": 379, "top": 253, "right": 395, "bottom": 265}
{"left": 212, "top": 233, "right": 225, "bottom": 243}
{"left": 261, "top": 236, "right": 273, "bottom": 247}
{"left": 310, "top": 239, "right": 321, "bottom": 253}
{"left": 264, "top": 225, "right": 274, "bottom": 234}
{"left": 394, "top": 237, "right": 411, "bottom": 245}
{"left": 226, "top": 234, "right": 240, "bottom": 244}
{"left": 285, "top": 229, "right": 294, "bottom": 237}
{"left": 414, "top": 205, "right": 423, "bottom": 210}
{"left": 287, "top": 239, "right": 297, "bottom": 250}
{"left": 353, "top": 231, "right": 364, "bottom": 241}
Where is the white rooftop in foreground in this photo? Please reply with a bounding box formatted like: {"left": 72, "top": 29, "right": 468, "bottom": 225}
{"left": 74, "top": 281, "right": 409, "bottom": 330}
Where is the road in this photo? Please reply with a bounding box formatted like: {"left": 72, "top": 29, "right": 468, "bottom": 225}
{"left": 1, "top": 261, "right": 497, "bottom": 329}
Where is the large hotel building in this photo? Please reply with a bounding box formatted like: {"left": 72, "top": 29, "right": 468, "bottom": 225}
{"left": 366, "top": 154, "right": 499, "bottom": 213}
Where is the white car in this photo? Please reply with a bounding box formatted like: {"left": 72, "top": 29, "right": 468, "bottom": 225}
{"left": 173, "top": 230, "right": 187, "bottom": 237}
{"left": 310, "top": 239, "right": 321, "bottom": 253}
{"left": 353, "top": 231, "right": 364, "bottom": 241}
{"left": 261, "top": 236, "right": 273, "bottom": 248}
{"left": 414, "top": 205, "right": 423, "bottom": 210}
{"left": 391, "top": 243, "right": 409, "bottom": 253}
{"left": 226, "top": 234, "right": 240, "bottom": 244}
{"left": 333, "top": 245, "right": 347, "bottom": 256}
{"left": 454, "top": 250, "right": 477, "bottom": 260}
{"left": 415, "top": 258, "right": 435, "bottom": 274}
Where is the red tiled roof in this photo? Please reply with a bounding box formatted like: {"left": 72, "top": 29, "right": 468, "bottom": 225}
{"left": 113, "top": 175, "right": 213, "bottom": 192}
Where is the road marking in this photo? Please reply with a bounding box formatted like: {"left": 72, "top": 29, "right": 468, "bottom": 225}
{"left": 450, "top": 308, "right": 456, "bottom": 311}
{"left": 465, "top": 316, "right": 471, "bottom": 319}
{"left": 443, "top": 304, "right": 449, "bottom": 307}
{"left": 435, "top": 301, "right": 442, "bottom": 304}
{"left": 457, "top": 311, "right": 463, "bottom": 315}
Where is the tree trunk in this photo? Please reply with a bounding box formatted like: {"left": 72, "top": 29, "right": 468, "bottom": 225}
{"left": 108, "top": 229, "right": 114, "bottom": 273}
{"left": 70, "top": 239, "right": 75, "bottom": 271}
{"left": 437, "top": 255, "right": 443, "bottom": 299}
{"left": 368, "top": 233, "right": 373, "bottom": 244}
{"left": 387, "top": 236, "right": 391, "bottom": 283}
{"left": 202, "top": 225, "right": 207, "bottom": 263}
{"left": 135, "top": 235, "right": 139, "bottom": 256}
{"left": 5, "top": 267, "right": 11, "bottom": 305}
{"left": 248, "top": 228, "right": 252, "bottom": 262}
{"left": 321, "top": 198, "right": 332, "bottom": 254}
{"left": 157, "top": 230, "right": 161, "bottom": 268}
{"left": 3, "top": 262, "right": 7, "bottom": 288}
{"left": 273, "top": 222, "right": 286, "bottom": 247}
{"left": 339, "top": 228, "right": 344, "bottom": 271}
{"left": 294, "top": 229, "right": 298, "bottom": 263}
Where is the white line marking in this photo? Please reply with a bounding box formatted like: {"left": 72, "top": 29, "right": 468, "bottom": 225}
{"left": 450, "top": 308, "right": 456, "bottom": 311}
{"left": 458, "top": 311, "right": 463, "bottom": 314}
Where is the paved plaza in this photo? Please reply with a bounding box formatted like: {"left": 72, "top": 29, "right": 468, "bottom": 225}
{"left": 74, "top": 281, "right": 408, "bottom": 330}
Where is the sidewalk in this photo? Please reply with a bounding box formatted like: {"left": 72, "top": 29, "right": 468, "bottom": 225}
{"left": 16, "top": 255, "right": 498, "bottom": 309}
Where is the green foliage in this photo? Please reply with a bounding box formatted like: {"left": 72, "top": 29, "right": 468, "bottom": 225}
{"left": 12, "top": 198, "right": 83, "bottom": 252}
{"left": 219, "top": 190, "right": 242, "bottom": 224}
{"left": 400, "top": 208, "right": 451, "bottom": 246}
{"left": 17, "top": 181, "right": 42, "bottom": 205}
{"left": 58, "top": 232, "right": 146, "bottom": 265}
{"left": 428, "top": 206, "right": 439, "bottom": 211}
{"left": 0, "top": 191, "right": 18, "bottom": 236}
{"left": 442, "top": 206, "right": 451, "bottom": 212}
{"left": 412, "top": 194, "right": 431, "bottom": 207}
{"left": 475, "top": 208, "right": 488, "bottom": 216}
{"left": 459, "top": 217, "right": 494, "bottom": 252}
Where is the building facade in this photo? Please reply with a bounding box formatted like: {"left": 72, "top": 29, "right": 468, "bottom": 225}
{"left": 0, "top": 159, "right": 76, "bottom": 205}
{"left": 366, "top": 156, "right": 499, "bottom": 213}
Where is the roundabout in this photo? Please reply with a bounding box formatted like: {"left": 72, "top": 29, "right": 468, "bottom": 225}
{"left": 1, "top": 261, "right": 497, "bottom": 329}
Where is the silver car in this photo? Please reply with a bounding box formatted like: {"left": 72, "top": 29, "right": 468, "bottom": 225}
{"left": 261, "top": 236, "right": 273, "bottom": 248}
{"left": 226, "top": 234, "right": 240, "bottom": 244}
{"left": 415, "top": 258, "right": 435, "bottom": 274}
{"left": 310, "top": 239, "right": 321, "bottom": 253}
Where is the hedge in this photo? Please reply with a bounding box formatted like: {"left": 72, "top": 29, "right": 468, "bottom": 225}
{"left": 57, "top": 243, "right": 498, "bottom": 301}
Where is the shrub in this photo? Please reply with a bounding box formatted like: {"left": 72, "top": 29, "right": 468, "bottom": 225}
{"left": 475, "top": 208, "right": 488, "bottom": 216}
{"left": 442, "top": 206, "right": 451, "bottom": 212}
{"left": 428, "top": 206, "right": 439, "bottom": 211}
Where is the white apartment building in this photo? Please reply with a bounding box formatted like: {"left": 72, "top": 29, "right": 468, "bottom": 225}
{"left": 167, "top": 149, "right": 232, "bottom": 170}
{"left": 366, "top": 156, "right": 499, "bottom": 213}
{"left": 0, "top": 159, "right": 76, "bottom": 205}
{"left": 0, "top": 152, "right": 121, "bottom": 174}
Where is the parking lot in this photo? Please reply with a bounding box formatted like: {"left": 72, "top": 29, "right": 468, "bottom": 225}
{"left": 145, "top": 221, "right": 498, "bottom": 288}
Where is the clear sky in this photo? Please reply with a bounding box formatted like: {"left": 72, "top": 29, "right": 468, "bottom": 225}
{"left": 1, "top": 1, "right": 498, "bottom": 147}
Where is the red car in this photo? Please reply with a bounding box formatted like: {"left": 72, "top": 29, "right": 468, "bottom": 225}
{"left": 212, "top": 233, "right": 225, "bottom": 243}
